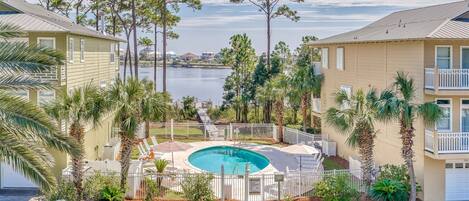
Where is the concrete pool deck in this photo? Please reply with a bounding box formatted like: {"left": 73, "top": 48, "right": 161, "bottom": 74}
{"left": 156, "top": 141, "right": 305, "bottom": 174}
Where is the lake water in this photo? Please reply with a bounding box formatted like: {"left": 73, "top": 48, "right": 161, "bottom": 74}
{"left": 120, "top": 67, "right": 231, "bottom": 105}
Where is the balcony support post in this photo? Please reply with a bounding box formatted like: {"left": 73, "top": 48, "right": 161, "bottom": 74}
{"left": 434, "top": 67, "right": 439, "bottom": 93}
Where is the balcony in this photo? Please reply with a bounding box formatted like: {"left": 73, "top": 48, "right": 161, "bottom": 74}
{"left": 312, "top": 98, "right": 321, "bottom": 114}
{"left": 425, "top": 68, "right": 469, "bottom": 95}
{"left": 425, "top": 129, "right": 469, "bottom": 157}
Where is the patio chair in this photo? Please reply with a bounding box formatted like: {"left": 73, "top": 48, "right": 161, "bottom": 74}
{"left": 150, "top": 136, "right": 158, "bottom": 148}
{"left": 143, "top": 139, "right": 152, "bottom": 151}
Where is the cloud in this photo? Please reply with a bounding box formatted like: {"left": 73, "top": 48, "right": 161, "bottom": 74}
{"left": 201, "top": 0, "right": 459, "bottom": 7}
{"left": 178, "top": 14, "right": 263, "bottom": 27}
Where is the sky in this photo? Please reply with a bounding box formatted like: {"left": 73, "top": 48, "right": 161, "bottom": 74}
{"left": 29, "top": 0, "right": 460, "bottom": 55}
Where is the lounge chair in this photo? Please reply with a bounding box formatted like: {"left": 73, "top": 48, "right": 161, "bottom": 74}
{"left": 143, "top": 139, "right": 152, "bottom": 151}
{"left": 150, "top": 136, "right": 158, "bottom": 148}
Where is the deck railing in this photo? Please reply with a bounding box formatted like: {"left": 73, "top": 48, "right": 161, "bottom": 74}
{"left": 425, "top": 68, "right": 469, "bottom": 90}
{"left": 425, "top": 130, "right": 469, "bottom": 154}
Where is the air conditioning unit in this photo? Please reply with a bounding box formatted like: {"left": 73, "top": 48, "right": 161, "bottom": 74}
{"left": 322, "top": 140, "right": 336, "bottom": 156}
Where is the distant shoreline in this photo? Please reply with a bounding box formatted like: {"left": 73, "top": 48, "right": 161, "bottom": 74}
{"left": 131, "top": 60, "right": 231, "bottom": 69}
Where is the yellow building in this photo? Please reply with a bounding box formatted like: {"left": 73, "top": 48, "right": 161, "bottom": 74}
{"left": 0, "top": 0, "right": 124, "bottom": 188}
{"left": 311, "top": 1, "right": 469, "bottom": 201}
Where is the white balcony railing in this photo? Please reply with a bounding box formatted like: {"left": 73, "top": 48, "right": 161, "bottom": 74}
{"left": 425, "top": 68, "right": 469, "bottom": 90}
{"left": 312, "top": 98, "right": 321, "bottom": 113}
{"left": 425, "top": 130, "right": 469, "bottom": 154}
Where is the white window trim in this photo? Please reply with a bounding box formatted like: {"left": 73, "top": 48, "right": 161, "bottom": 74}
{"left": 461, "top": 99, "right": 469, "bottom": 132}
{"left": 436, "top": 98, "right": 452, "bottom": 132}
{"left": 435, "top": 45, "right": 452, "bottom": 69}
{"left": 460, "top": 46, "right": 469, "bottom": 69}
{"left": 110, "top": 43, "right": 116, "bottom": 64}
{"left": 37, "top": 37, "right": 56, "bottom": 49}
{"left": 336, "top": 47, "right": 345, "bottom": 71}
{"left": 37, "top": 90, "right": 56, "bottom": 106}
{"left": 321, "top": 48, "right": 329, "bottom": 69}
{"left": 80, "top": 38, "right": 85, "bottom": 63}
{"left": 69, "top": 38, "right": 74, "bottom": 64}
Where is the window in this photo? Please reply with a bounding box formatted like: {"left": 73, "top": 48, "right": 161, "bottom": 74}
{"left": 462, "top": 99, "right": 469, "bottom": 132}
{"left": 110, "top": 43, "right": 116, "bottom": 63}
{"left": 435, "top": 46, "right": 452, "bottom": 69}
{"left": 69, "top": 38, "right": 74, "bottom": 63}
{"left": 340, "top": 85, "right": 352, "bottom": 109}
{"left": 336, "top": 47, "right": 344, "bottom": 70}
{"left": 80, "top": 39, "right": 85, "bottom": 62}
{"left": 436, "top": 99, "right": 452, "bottom": 131}
{"left": 461, "top": 47, "right": 469, "bottom": 69}
{"left": 37, "top": 37, "right": 55, "bottom": 49}
{"left": 37, "top": 90, "right": 56, "bottom": 106}
{"left": 321, "top": 48, "right": 329, "bottom": 69}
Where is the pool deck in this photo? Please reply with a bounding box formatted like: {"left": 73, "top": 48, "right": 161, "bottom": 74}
{"left": 158, "top": 141, "right": 301, "bottom": 174}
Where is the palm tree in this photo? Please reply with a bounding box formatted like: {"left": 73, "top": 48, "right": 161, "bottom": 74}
{"left": 325, "top": 88, "right": 380, "bottom": 185}
{"left": 377, "top": 72, "right": 442, "bottom": 201}
{"left": 45, "top": 84, "right": 107, "bottom": 199}
{"left": 107, "top": 78, "right": 144, "bottom": 189}
{"left": 141, "top": 80, "right": 168, "bottom": 138}
{"left": 0, "top": 23, "right": 80, "bottom": 192}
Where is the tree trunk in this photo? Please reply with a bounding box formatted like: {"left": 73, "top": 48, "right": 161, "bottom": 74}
{"left": 95, "top": 9, "right": 99, "bottom": 31}
{"left": 242, "top": 102, "right": 248, "bottom": 123}
{"left": 131, "top": 0, "right": 138, "bottom": 79}
{"left": 266, "top": 3, "right": 271, "bottom": 71}
{"left": 358, "top": 127, "right": 374, "bottom": 186}
{"left": 145, "top": 120, "right": 150, "bottom": 139}
{"left": 301, "top": 94, "right": 308, "bottom": 131}
{"left": 70, "top": 122, "right": 84, "bottom": 200}
{"left": 400, "top": 120, "right": 417, "bottom": 201}
{"left": 119, "top": 133, "right": 133, "bottom": 191}
{"left": 162, "top": 1, "right": 168, "bottom": 92}
{"left": 154, "top": 24, "right": 158, "bottom": 91}
{"left": 263, "top": 102, "right": 271, "bottom": 123}
{"left": 275, "top": 100, "right": 284, "bottom": 142}
{"left": 292, "top": 108, "right": 298, "bottom": 124}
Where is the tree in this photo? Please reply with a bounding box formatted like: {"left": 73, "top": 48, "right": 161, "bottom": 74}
{"left": 45, "top": 84, "right": 107, "bottom": 199}
{"left": 138, "top": 37, "right": 154, "bottom": 60}
{"left": 220, "top": 34, "right": 257, "bottom": 122}
{"left": 141, "top": 80, "right": 168, "bottom": 138}
{"left": 289, "top": 36, "right": 322, "bottom": 131}
{"left": 0, "top": 23, "right": 80, "bottom": 192}
{"left": 257, "top": 75, "right": 288, "bottom": 141}
{"left": 39, "top": 0, "right": 92, "bottom": 24}
{"left": 377, "top": 72, "right": 442, "bottom": 201}
{"left": 159, "top": 0, "right": 201, "bottom": 92}
{"left": 325, "top": 89, "right": 380, "bottom": 185}
{"left": 272, "top": 41, "right": 292, "bottom": 72}
{"left": 229, "top": 0, "right": 302, "bottom": 70}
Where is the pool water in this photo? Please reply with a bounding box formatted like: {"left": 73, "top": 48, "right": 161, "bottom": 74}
{"left": 188, "top": 146, "right": 270, "bottom": 175}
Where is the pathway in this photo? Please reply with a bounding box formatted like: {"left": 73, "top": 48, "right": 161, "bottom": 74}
{"left": 196, "top": 102, "right": 224, "bottom": 140}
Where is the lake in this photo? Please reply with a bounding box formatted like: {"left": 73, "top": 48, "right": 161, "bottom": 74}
{"left": 120, "top": 67, "right": 231, "bottom": 105}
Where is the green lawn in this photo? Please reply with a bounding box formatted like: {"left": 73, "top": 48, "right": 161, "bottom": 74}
{"left": 150, "top": 127, "right": 204, "bottom": 136}
{"left": 323, "top": 157, "right": 346, "bottom": 170}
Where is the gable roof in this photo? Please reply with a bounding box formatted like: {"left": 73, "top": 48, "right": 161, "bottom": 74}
{"left": 0, "top": 0, "right": 125, "bottom": 42}
{"left": 311, "top": 1, "right": 469, "bottom": 45}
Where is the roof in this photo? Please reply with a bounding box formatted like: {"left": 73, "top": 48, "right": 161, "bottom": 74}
{"left": 0, "top": 0, "right": 125, "bottom": 42}
{"left": 311, "top": 1, "right": 469, "bottom": 45}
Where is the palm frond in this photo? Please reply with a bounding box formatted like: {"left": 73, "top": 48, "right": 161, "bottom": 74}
{"left": 418, "top": 102, "right": 442, "bottom": 126}
{"left": 0, "top": 23, "right": 24, "bottom": 39}
{"left": 334, "top": 89, "right": 350, "bottom": 105}
{"left": 376, "top": 90, "right": 400, "bottom": 122}
{"left": 0, "top": 74, "right": 51, "bottom": 90}
{"left": 394, "top": 72, "right": 415, "bottom": 102}
{"left": 0, "top": 130, "right": 57, "bottom": 192}
{"left": 0, "top": 91, "right": 81, "bottom": 158}
{"left": 325, "top": 107, "right": 352, "bottom": 133}
{"left": 0, "top": 42, "right": 64, "bottom": 74}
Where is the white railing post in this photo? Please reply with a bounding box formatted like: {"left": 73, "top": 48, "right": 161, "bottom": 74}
{"left": 296, "top": 129, "right": 299, "bottom": 144}
{"left": 221, "top": 165, "right": 225, "bottom": 201}
{"left": 170, "top": 119, "right": 174, "bottom": 140}
{"left": 244, "top": 164, "right": 249, "bottom": 201}
{"left": 261, "top": 174, "right": 265, "bottom": 201}
{"left": 229, "top": 123, "right": 233, "bottom": 140}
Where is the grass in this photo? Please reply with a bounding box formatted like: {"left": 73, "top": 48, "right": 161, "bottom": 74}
{"left": 150, "top": 127, "right": 204, "bottom": 136}
{"left": 323, "top": 157, "right": 346, "bottom": 170}
{"left": 162, "top": 191, "right": 184, "bottom": 199}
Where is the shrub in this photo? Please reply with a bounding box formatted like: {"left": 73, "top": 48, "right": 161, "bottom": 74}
{"left": 369, "top": 179, "right": 409, "bottom": 201}
{"left": 181, "top": 174, "right": 215, "bottom": 201}
{"left": 313, "top": 174, "right": 360, "bottom": 201}
{"left": 83, "top": 172, "right": 120, "bottom": 201}
{"left": 144, "top": 178, "right": 159, "bottom": 201}
{"left": 46, "top": 180, "right": 77, "bottom": 201}
{"left": 378, "top": 165, "right": 421, "bottom": 193}
{"left": 100, "top": 185, "right": 124, "bottom": 201}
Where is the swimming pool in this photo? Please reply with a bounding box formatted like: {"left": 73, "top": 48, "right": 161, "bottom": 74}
{"left": 188, "top": 146, "right": 270, "bottom": 175}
